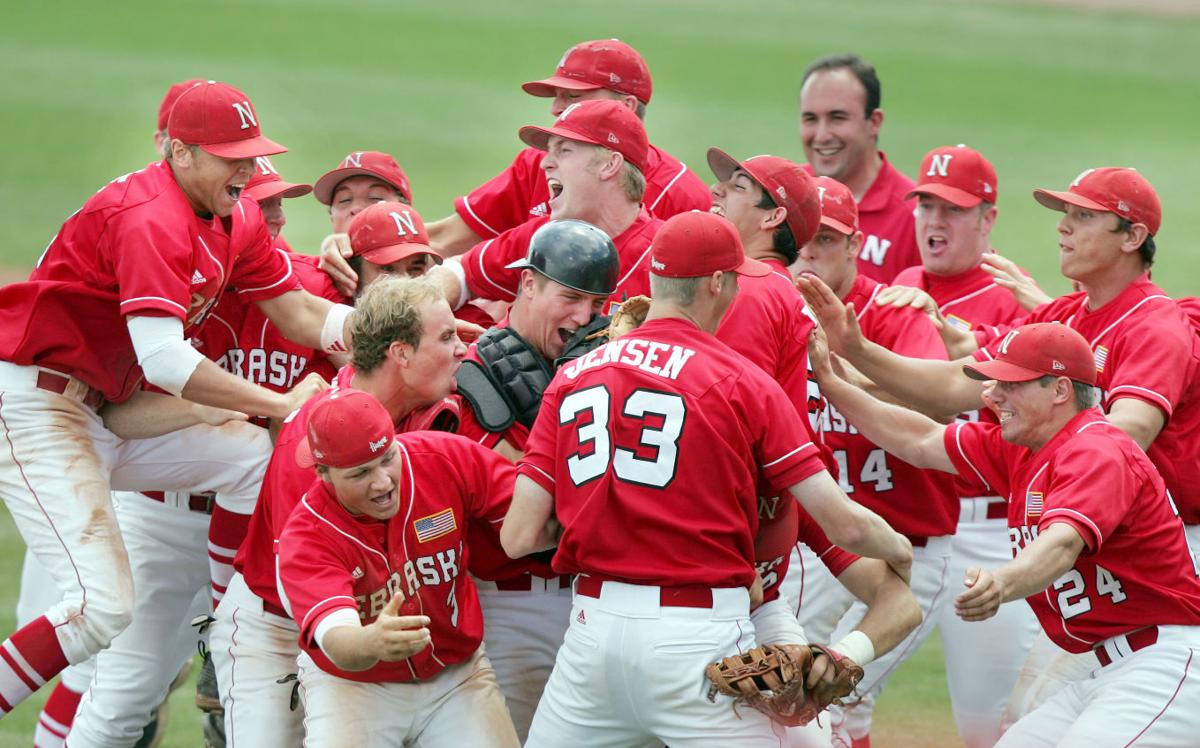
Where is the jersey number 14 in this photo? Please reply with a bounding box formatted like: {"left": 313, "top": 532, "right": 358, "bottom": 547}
{"left": 559, "top": 386, "right": 685, "bottom": 489}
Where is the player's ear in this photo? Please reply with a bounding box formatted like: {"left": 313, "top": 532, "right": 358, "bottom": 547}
{"left": 387, "top": 339, "right": 412, "bottom": 368}
{"left": 848, "top": 231, "right": 864, "bottom": 259}
{"left": 761, "top": 206, "right": 787, "bottom": 233}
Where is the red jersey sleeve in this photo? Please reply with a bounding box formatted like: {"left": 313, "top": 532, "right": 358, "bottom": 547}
{"left": 943, "top": 421, "right": 1012, "bottom": 497}
{"left": 1039, "top": 434, "right": 1141, "bottom": 552}
{"left": 110, "top": 204, "right": 200, "bottom": 320}
{"left": 743, "top": 373, "right": 826, "bottom": 492}
{"left": 516, "top": 378, "right": 561, "bottom": 495}
{"left": 454, "top": 149, "right": 542, "bottom": 238}
{"left": 460, "top": 218, "right": 548, "bottom": 302}
{"left": 1103, "top": 311, "right": 1191, "bottom": 417}
{"left": 228, "top": 224, "right": 299, "bottom": 302}
{"left": 278, "top": 497, "right": 361, "bottom": 644}
{"left": 444, "top": 435, "right": 516, "bottom": 525}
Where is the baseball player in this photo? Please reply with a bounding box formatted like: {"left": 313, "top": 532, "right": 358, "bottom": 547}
{"left": 432, "top": 99, "right": 662, "bottom": 316}
{"left": 0, "top": 80, "right": 348, "bottom": 717}
{"left": 277, "top": 389, "right": 520, "bottom": 747}
{"left": 451, "top": 219, "right": 619, "bottom": 740}
{"left": 779, "top": 176, "right": 957, "bottom": 746}
{"left": 212, "top": 272, "right": 462, "bottom": 748}
{"left": 422, "top": 38, "right": 709, "bottom": 256}
{"left": 501, "top": 211, "right": 912, "bottom": 747}
{"left": 799, "top": 54, "right": 918, "bottom": 283}
{"left": 152, "top": 78, "right": 202, "bottom": 155}
{"left": 810, "top": 321, "right": 1200, "bottom": 746}
{"left": 886, "top": 145, "right": 1040, "bottom": 747}
{"left": 244, "top": 155, "right": 312, "bottom": 251}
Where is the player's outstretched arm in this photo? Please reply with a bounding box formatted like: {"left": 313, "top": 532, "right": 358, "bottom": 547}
{"left": 798, "top": 275, "right": 981, "bottom": 418}
{"left": 255, "top": 289, "right": 354, "bottom": 352}
{"left": 500, "top": 474, "right": 560, "bottom": 558}
{"left": 1105, "top": 398, "right": 1166, "bottom": 452}
{"left": 321, "top": 596, "right": 432, "bottom": 672}
{"left": 833, "top": 558, "right": 923, "bottom": 663}
{"left": 427, "top": 213, "right": 485, "bottom": 258}
{"left": 182, "top": 362, "right": 327, "bottom": 420}
{"left": 810, "top": 327, "right": 957, "bottom": 473}
{"left": 101, "top": 390, "right": 247, "bottom": 439}
{"left": 786, "top": 471, "right": 913, "bottom": 583}
{"left": 955, "top": 523, "right": 1085, "bottom": 622}
{"left": 317, "top": 231, "right": 358, "bottom": 298}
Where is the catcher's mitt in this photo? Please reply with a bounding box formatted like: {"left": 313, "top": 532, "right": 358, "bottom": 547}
{"left": 586, "top": 295, "right": 651, "bottom": 342}
{"left": 705, "top": 643, "right": 863, "bottom": 727}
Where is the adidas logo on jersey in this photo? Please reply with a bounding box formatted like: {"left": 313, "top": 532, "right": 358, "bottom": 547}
{"left": 191, "top": 269, "right": 207, "bottom": 285}
{"left": 529, "top": 202, "right": 548, "bottom": 218}
{"left": 352, "top": 566, "right": 364, "bottom": 579}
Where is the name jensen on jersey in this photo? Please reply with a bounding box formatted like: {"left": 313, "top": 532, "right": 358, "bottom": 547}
{"left": 564, "top": 338, "right": 695, "bottom": 381}
{"left": 217, "top": 347, "right": 310, "bottom": 389}
{"left": 356, "top": 547, "right": 461, "bottom": 620}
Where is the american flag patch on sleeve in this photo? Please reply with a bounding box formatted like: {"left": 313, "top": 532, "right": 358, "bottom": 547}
{"left": 414, "top": 508, "right": 457, "bottom": 543}
{"left": 1026, "top": 490, "right": 1044, "bottom": 518}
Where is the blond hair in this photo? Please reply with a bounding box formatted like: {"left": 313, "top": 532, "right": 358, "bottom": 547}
{"left": 349, "top": 276, "right": 444, "bottom": 373}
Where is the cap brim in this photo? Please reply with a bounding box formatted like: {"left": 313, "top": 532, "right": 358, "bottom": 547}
{"left": 818, "top": 216, "right": 856, "bottom": 236}
{"left": 201, "top": 135, "right": 287, "bottom": 160}
{"left": 518, "top": 123, "right": 602, "bottom": 153}
{"left": 962, "top": 359, "right": 1045, "bottom": 383}
{"left": 313, "top": 168, "right": 410, "bottom": 206}
{"left": 1032, "top": 188, "right": 1107, "bottom": 214}
{"left": 706, "top": 147, "right": 743, "bottom": 183}
{"left": 522, "top": 76, "right": 605, "bottom": 98}
{"left": 733, "top": 256, "right": 771, "bottom": 278}
{"left": 907, "top": 184, "right": 983, "bottom": 208}
{"left": 294, "top": 436, "right": 317, "bottom": 469}
{"left": 245, "top": 181, "right": 313, "bottom": 203}
{"left": 360, "top": 243, "right": 443, "bottom": 266}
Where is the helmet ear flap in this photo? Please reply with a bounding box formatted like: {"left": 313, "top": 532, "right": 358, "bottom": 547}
{"left": 508, "top": 219, "right": 620, "bottom": 296}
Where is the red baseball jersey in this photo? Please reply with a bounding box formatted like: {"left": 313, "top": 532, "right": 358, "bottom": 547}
{"left": 454, "top": 145, "right": 710, "bottom": 238}
{"left": 278, "top": 430, "right": 515, "bottom": 682}
{"left": 976, "top": 276, "right": 1200, "bottom": 524}
{"left": 804, "top": 152, "right": 918, "bottom": 284}
{"left": 945, "top": 410, "right": 1200, "bottom": 652}
{"left": 519, "top": 317, "right": 827, "bottom": 589}
{"left": 196, "top": 251, "right": 340, "bottom": 394}
{"left": 0, "top": 161, "right": 297, "bottom": 402}
{"left": 460, "top": 211, "right": 660, "bottom": 310}
{"left": 755, "top": 493, "right": 859, "bottom": 605}
{"left": 816, "top": 275, "right": 958, "bottom": 537}
{"left": 892, "top": 260, "right": 1029, "bottom": 497}
{"left": 716, "top": 258, "right": 816, "bottom": 422}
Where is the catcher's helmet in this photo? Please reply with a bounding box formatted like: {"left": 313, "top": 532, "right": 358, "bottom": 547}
{"left": 506, "top": 219, "right": 619, "bottom": 296}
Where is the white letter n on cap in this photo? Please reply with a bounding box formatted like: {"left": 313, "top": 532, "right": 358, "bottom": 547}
{"left": 998, "top": 328, "right": 1020, "bottom": 355}
{"left": 390, "top": 211, "right": 417, "bottom": 237}
{"left": 232, "top": 101, "right": 258, "bottom": 130}
{"left": 927, "top": 154, "right": 953, "bottom": 178}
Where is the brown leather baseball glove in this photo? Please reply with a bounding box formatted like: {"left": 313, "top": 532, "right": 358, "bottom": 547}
{"left": 705, "top": 643, "right": 863, "bottom": 726}
{"left": 586, "top": 295, "right": 651, "bottom": 342}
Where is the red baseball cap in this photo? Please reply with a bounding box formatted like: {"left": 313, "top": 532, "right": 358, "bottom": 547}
{"left": 522, "top": 39, "right": 653, "bottom": 105}
{"left": 347, "top": 202, "right": 441, "bottom": 266}
{"left": 1033, "top": 167, "right": 1161, "bottom": 236}
{"left": 167, "top": 81, "right": 286, "bottom": 159}
{"left": 812, "top": 176, "right": 859, "bottom": 236}
{"left": 963, "top": 323, "right": 1096, "bottom": 386}
{"left": 296, "top": 390, "right": 396, "bottom": 469}
{"left": 244, "top": 156, "right": 312, "bottom": 203}
{"left": 649, "top": 211, "right": 770, "bottom": 279}
{"left": 157, "top": 79, "right": 204, "bottom": 131}
{"left": 907, "top": 145, "right": 998, "bottom": 208}
{"left": 707, "top": 148, "right": 822, "bottom": 247}
{"left": 313, "top": 151, "right": 413, "bottom": 206}
{"left": 519, "top": 99, "right": 649, "bottom": 173}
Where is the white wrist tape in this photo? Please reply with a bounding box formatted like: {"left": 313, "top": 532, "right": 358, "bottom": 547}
{"left": 832, "top": 629, "right": 875, "bottom": 667}
{"left": 320, "top": 303, "right": 355, "bottom": 354}
{"left": 126, "top": 315, "right": 205, "bottom": 396}
{"left": 315, "top": 608, "right": 363, "bottom": 652}
{"left": 445, "top": 259, "right": 470, "bottom": 310}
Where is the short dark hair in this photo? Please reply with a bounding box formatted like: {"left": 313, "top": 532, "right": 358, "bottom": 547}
{"left": 1113, "top": 216, "right": 1156, "bottom": 267}
{"left": 1036, "top": 374, "right": 1097, "bottom": 411}
{"left": 755, "top": 189, "right": 798, "bottom": 265}
{"left": 801, "top": 53, "right": 881, "bottom": 118}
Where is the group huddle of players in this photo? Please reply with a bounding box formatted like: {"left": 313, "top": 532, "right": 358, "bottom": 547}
{"left": 1, "top": 37, "right": 1199, "bottom": 748}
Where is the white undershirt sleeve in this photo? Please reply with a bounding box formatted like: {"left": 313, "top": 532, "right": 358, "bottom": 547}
{"left": 444, "top": 258, "right": 471, "bottom": 310}
{"left": 126, "top": 315, "right": 205, "bottom": 396}
{"left": 315, "top": 608, "right": 364, "bottom": 652}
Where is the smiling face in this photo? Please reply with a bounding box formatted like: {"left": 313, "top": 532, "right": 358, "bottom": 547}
{"left": 518, "top": 272, "right": 607, "bottom": 360}
{"left": 323, "top": 441, "right": 402, "bottom": 520}
{"left": 914, "top": 195, "right": 995, "bottom": 277}
{"left": 980, "top": 377, "right": 1068, "bottom": 449}
{"left": 541, "top": 136, "right": 606, "bottom": 221}
{"left": 172, "top": 143, "right": 255, "bottom": 218}
{"left": 799, "top": 69, "right": 882, "bottom": 184}
{"left": 329, "top": 176, "right": 408, "bottom": 233}
{"left": 709, "top": 169, "right": 770, "bottom": 245}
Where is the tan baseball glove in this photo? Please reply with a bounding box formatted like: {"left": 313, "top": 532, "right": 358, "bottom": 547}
{"left": 586, "top": 295, "right": 651, "bottom": 342}
{"left": 705, "top": 643, "right": 864, "bottom": 726}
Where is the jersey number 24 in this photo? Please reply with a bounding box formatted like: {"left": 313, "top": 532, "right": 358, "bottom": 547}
{"left": 559, "top": 386, "right": 684, "bottom": 489}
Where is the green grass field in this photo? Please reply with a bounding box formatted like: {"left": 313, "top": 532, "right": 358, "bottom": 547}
{"left": 1, "top": 0, "right": 1198, "bottom": 745}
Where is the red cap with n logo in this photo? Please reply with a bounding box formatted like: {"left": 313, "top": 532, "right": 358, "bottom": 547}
{"left": 348, "top": 202, "right": 441, "bottom": 266}
{"left": 963, "top": 323, "right": 1096, "bottom": 385}
{"left": 906, "top": 145, "right": 998, "bottom": 208}
{"left": 244, "top": 157, "right": 312, "bottom": 203}
{"left": 167, "top": 81, "right": 286, "bottom": 159}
